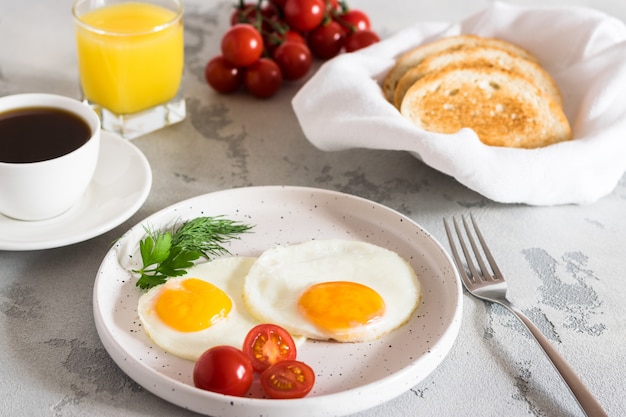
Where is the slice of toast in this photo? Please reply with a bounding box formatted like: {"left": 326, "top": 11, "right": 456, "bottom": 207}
{"left": 382, "top": 34, "right": 537, "bottom": 103}
{"left": 399, "top": 67, "right": 571, "bottom": 148}
{"left": 393, "top": 46, "right": 562, "bottom": 109}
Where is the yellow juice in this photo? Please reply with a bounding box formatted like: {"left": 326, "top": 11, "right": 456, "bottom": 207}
{"left": 75, "top": 2, "right": 183, "bottom": 115}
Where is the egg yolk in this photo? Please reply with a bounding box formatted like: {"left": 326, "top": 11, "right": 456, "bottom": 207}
{"left": 155, "top": 278, "right": 232, "bottom": 332}
{"left": 297, "top": 281, "right": 386, "bottom": 332}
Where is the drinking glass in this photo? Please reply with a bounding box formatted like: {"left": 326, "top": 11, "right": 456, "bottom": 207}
{"left": 72, "top": 0, "right": 185, "bottom": 139}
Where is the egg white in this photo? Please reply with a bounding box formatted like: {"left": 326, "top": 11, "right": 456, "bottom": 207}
{"left": 242, "top": 239, "right": 421, "bottom": 342}
{"left": 137, "top": 256, "right": 260, "bottom": 361}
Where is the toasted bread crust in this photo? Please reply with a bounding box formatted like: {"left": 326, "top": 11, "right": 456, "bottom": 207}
{"left": 382, "top": 34, "right": 537, "bottom": 103}
{"left": 393, "top": 46, "right": 562, "bottom": 109}
{"left": 399, "top": 67, "right": 571, "bottom": 148}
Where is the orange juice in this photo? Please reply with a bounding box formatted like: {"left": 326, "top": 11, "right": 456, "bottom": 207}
{"left": 75, "top": 2, "right": 183, "bottom": 115}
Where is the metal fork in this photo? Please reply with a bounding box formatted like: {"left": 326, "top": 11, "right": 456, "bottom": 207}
{"left": 443, "top": 215, "right": 607, "bottom": 417}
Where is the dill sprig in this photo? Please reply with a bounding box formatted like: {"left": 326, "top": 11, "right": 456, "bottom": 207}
{"left": 132, "top": 216, "right": 253, "bottom": 290}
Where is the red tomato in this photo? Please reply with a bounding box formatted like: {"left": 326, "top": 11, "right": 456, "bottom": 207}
{"left": 204, "top": 55, "right": 243, "bottom": 94}
{"left": 325, "top": 0, "right": 339, "bottom": 11}
{"left": 307, "top": 20, "right": 344, "bottom": 60}
{"left": 344, "top": 29, "right": 380, "bottom": 52}
{"left": 260, "top": 360, "right": 315, "bottom": 399}
{"left": 273, "top": 42, "right": 313, "bottom": 81}
{"left": 284, "top": 30, "right": 306, "bottom": 44}
{"left": 244, "top": 58, "right": 283, "bottom": 98}
{"left": 283, "top": 0, "right": 325, "bottom": 32}
{"left": 243, "top": 324, "right": 298, "bottom": 372}
{"left": 221, "top": 24, "right": 264, "bottom": 67}
{"left": 336, "top": 9, "right": 371, "bottom": 34}
{"left": 193, "top": 346, "right": 254, "bottom": 397}
{"left": 229, "top": 3, "right": 256, "bottom": 26}
{"left": 264, "top": 29, "right": 305, "bottom": 56}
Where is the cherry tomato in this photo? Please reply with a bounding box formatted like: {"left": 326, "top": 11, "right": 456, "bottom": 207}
{"left": 308, "top": 20, "right": 344, "bottom": 60}
{"left": 193, "top": 346, "right": 254, "bottom": 397}
{"left": 264, "top": 29, "right": 305, "bottom": 56}
{"left": 344, "top": 29, "right": 380, "bottom": 52}
{"left": 243, "top": 324, "right": 298, "bottom": 372}
{"left": 284, "top": 30, "right": 306, "bottom": 44}
{"left": 325, "top": 0, "right": 339, "bottom": 11}
{"left": 229, "top": 2, "right": 256, "bottom": 26}
{"left": 205, "top": 55, "right": 244, "bottom": 94}
{"left": 230, "top": 3, "right": 278, "bottom": 30}
{"left": 221, "top": 24, "right": 264, "bottom": 67}
{"left": 244, "top": 58, "right": 283, "bottom": 98}
{"left": 273, "top": 41, "right": 312, "bottom": 81}
{"left": 336, "top": 9, "right": 371, "bottom": 34}
{"left": 283, "top": 0, "right": 325, "bottom": 32}
{"left": 260, "top": 360, "right": 315, "bottom": 399}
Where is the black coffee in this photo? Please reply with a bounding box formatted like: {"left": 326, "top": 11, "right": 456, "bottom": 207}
{"left": 0, "top": 107, "right": 91, "bottom": 163}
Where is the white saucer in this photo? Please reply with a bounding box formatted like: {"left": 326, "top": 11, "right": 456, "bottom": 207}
{"left": 0, "top": 131, "right": 152, "bottom": 251}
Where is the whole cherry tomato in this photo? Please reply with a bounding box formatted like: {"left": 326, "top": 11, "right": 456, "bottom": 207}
{"left": 221, "top": 24, "right": 264, "bottom": 67}
{"left": 205, "top": 55, "right": 244, "bottom": 94}
{"left": 283, "top": 0, "right": 325, "bottom": 32}
{"left": 260, "top": 360, "right": 315, "bottom": 399}
{"left": 193, "top": 346, "right": 254, "bottom": 397}
{"left": 336, "top": 9, "right": 371, "bottom": 34}
{"left": 243, "top": 324, "right": 298, "bottom": 372}
{"left": 273, "top": 41, "right": 313, "bottom": 80}
{"left": 284, "top": 30, "right": 306, "bottom": 44}
{"left": 229, "top": 2, "right": 256, "bottom": 26}
{"left": 308, "top": 20, "right": 345, "bottom": 60}
{"left": 344, "top": 29, "right": 380, "bottom": 52}
{"left": 244, "top": 58, "right": 283, "bottom": 98}
{"left": 325, "top": 0, "right": 339, "bottom": 11}
{"left": 264, "top": 29, "right": 306, "bottom": 56}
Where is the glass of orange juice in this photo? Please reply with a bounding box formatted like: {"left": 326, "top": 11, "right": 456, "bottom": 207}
{"left": 72, "top": 0, "right": 185, "bottom": 139}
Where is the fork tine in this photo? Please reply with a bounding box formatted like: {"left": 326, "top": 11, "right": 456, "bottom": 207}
{"left": 443, "top": 218, "right": 470, "bottom": 284}
{"left": 460, "top": 215, "right": 491, "bottom": 281}
{"left": 468, "top": 214, "right": 505, "bottom": 280}
{"left": 455, "top": 216, "right": 487, "bottom": 283}
{"left": 444, "top": 217, "right": 479, "bottom": 283}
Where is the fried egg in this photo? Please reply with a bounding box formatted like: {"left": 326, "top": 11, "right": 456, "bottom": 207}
{"left": 137, "top": 256, "right": 261, "bottom": 361}
{"left": 242, "top": 239, "right": 421, "bottom": 342}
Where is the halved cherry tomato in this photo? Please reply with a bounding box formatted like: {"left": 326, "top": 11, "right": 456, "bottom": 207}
{"left": 221, "top": 24, "right": 264, "bottom": 67}
{"left": 260, "top": 360, "right": 315, "bottom": 399}
{"left": 243, "top": 323, "right": 298, "bottom": 372}
{"left": 193, "top": 346, "right": 253, "bottom": 397}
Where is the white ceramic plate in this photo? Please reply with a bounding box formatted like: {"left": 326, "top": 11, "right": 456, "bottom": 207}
{"left": 93, "top": 186, "right": 462, "bottom": 417}
{"left": 0, "top": 131, "right": 152, "bottom": 251}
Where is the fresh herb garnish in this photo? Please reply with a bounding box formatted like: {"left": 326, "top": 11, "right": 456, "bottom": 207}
{"left": 133, "top": 216, "right": 253, "bottom": 289}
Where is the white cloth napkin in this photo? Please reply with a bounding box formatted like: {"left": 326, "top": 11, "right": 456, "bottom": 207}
{"left": 292, "top": 2, "right": 626, "bottom": 205}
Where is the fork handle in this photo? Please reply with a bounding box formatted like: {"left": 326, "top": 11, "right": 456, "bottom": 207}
{"left": 505, "top": 303, "right": 608, "bottom": 417}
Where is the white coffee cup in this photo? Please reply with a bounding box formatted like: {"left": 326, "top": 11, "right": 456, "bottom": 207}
{"left": 0, "top": 93, "right": 101, "bottom": 221}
